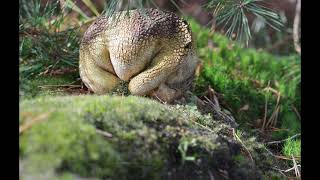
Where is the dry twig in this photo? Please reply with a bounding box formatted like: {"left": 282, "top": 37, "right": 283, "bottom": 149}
{"left": 261, "top": 84, "right": 281, "bottom": 131}
{"left": 191, "top": 119, "right": 215, "bottom": 133}
{"left": 292, "top": 155, "right": 301, "bottom": 177}
{"left": 232, "top": 128, "right": 254, "bottom": 164}
{"left": 267, "top": 133, "right": 301, "bottom": 145}
{"left": 96, "top": 129, "right": 113, "bottom": 138}
{"left": 208, "top": 170, "right": 215, "bottom": 180}
{"left": 19, "top": 112, "right": 51, "bottom": 134}
{"left": 202, "top": 96, "right": 238, "bottom": 128}
{"left": 284, "top": 165, "right": 301, "bottom": 173}
{"left": 38, "top": 84, "right": 82, "bottom": 88}
{"left": 264, "top": 147, "right": 300, "bottom": 161}
{"left": 292, "top": 105, "right": 301, "bottom": 121}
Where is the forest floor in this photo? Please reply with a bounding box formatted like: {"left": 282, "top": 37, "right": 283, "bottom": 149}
{"left": 19, "top": 12, "right": 301, "bottom": 179}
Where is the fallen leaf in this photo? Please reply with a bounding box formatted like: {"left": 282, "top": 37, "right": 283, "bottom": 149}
{"left": 239, "top": 104, "right": 250, "bottom": 112}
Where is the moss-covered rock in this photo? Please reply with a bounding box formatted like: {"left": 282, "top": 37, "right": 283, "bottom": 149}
{"left": 20, "top": 95, "right": 279, "bottom": 180}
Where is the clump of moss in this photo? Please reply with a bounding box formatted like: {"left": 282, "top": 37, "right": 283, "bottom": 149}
{"left": 20, "top": 95, "right": 281, "bottom": 179}
{"left": 20, "top": 111, "right": 123, "bottom": 179}
{"left": 283, "top": 139, "right": 301, "bottom": 157}
{"left": 188, "top": 19, "right": 300, "bottom": 141}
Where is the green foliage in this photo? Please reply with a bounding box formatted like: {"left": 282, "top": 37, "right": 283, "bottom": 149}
{"left": 204, "top": 0, "right": 284, "bottom": 44}
{"left": 19, "top": 28, "right": 80, "bottom": 78}
{"left": 20, "top": 0, "right": 81, "bottom": 79}
{"left": 19, "top": 0, "right": 61, "bottom": 28}
{"left": 283, "top": 139, "right": 301, "bottom": 157}
{"left": 189, "top": 19, "right": 300, "bottom": 140}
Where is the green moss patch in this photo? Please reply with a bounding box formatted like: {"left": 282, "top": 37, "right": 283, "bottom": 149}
{"left": 189, "top": 19, "right": 300, "bottom": 141}
{"left": 20, "top": 95, "right": 282, "bottom": 179}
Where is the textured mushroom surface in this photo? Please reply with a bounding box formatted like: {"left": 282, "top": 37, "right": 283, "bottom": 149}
{"left": 79, "top": 9, "right": 198, "bottom": 102}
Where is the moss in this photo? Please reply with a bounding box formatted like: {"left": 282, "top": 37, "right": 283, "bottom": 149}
{"left": 20, "top": 110, "right": 123, "bottom": 179}
{"left": 283, "top": 139, "right": 301, "bottom": 157}
{"left": 20, "top": 95, "right": 278, "bottom": 179}
{"left": 188, "top": 19, "right": 300, "bottom": 140}
{"left": 233, "top": 154, "right": 248, "bottom": 166}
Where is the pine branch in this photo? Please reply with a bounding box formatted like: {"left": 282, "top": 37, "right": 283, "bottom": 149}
{"left": 205, "top": 0, "right": 283, "bottom": 45}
